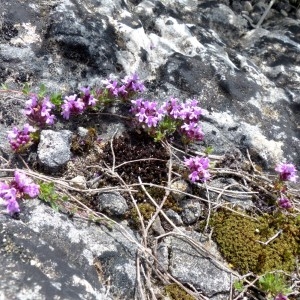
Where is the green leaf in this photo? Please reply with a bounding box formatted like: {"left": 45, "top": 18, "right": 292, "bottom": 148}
{"left": 204, "top": 146, "right": 214, "bottom": 155}
{"left": 233, "top": 280, "right": 244, "bottom": 292}
{"left": 0, "top": 83, "right": 8, "bottom": 90}
{"left": 50, "top": 92, "right": 62, "bottom": 106}
{"left": 22, "top": 83, "right": 31, "bottom": 95}
{"left": 38, "top": 83, "right": 47, "bottom": 98}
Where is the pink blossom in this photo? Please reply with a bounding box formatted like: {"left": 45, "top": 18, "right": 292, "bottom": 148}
{"left": 7, "top": 124, "right": 36, "bottom": 152}
{"left": 278, "top": 197, "right": 292, "bottom": 209}
{"left": 184, "top": 156, "right": 210, "bottom": 183}
{"left": 275, "top": 163, "right": 298, "bottom": 182}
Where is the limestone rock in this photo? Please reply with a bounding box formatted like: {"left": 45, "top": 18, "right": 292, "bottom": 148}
{"left": 38, "top": 130, "right": 72, "bottom": 169}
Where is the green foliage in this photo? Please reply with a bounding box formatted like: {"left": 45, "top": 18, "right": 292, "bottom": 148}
{"left": 258, "top": 272, "right": 292, "bottom": 298}
{"left": 164, "top": 283, "right": 194, "bottom": 300}
{"left": 22, "top": 83, "right": 31, "bottom": 95}
{"left": 204, "top": 145, "right": 214, "bottom": 155}
{"left": 38, "top": 83, "right": 47, "bottom": 98}
{"left": 38, "top": 181, "right": 67, "bottom": 210}
{"left": 154, "top": 116, "right": 178, "bottom": 142}
{"left": 210, "top": 210, "right": 300, "bottom": 274}
{"left": 0, "top": 83, "right": 8, "bottom": 90}
{"left": 50, "top": 92, "right": 63, "bottom": 107}
{"left": 233, "top": 279, "right": 244, "bottom": 292}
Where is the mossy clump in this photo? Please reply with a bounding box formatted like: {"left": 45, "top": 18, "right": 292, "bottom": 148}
{"left": 129, "top": 203, "right": 156, "bottom": 227}
{"left": 211, "top": 210, "right": 300, "bottom": 274}
{"left": 164, "top": 283, "right": 194, "bottom": 300}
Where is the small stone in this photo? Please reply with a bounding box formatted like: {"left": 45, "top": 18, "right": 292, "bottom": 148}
{"left": 296, "top": 9, "right": 300, "bottom": 20}
{"left": 97, "top": 192, "right": 128, "bottom": 216}
{"left": 165, "top": 209, "right": 183, "bottom": 226}
{"left": 151, "top": 216, "right": 165, "bottom": 236}
{"left": 243, "top": 1, "right": 253, "bottom": 12}
{"left": 77, "top": 127, "right": 89, "bottom": 138}
{"left": 280, "top": 9, "right": 288, "bottom": 17}
{"left": 170, "top": 180, "right": 189, "bottom": 202}
{"left": 69, "top": 175, "right": 86, "bottom": 189}
{"left": 180, "top": 199, "right": 201, "bottom": 225}
{"left": 38, "top": 130, "right": 72, "bottom": 169}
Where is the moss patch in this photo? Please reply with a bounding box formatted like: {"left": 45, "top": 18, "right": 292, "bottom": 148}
{"left": 211, "top": 210, "right": 300, "bottom": 274}
{"left": 129, "top": 203, "right": 156, "bottom": 228}
{"left": 164, "top": 283, "right": 195, "bottom": 300}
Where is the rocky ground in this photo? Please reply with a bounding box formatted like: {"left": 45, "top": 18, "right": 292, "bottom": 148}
{"left": 0, "top": 0, "right": 300, "bottom": 299}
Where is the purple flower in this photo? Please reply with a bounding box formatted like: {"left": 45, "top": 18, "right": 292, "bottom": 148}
{"left": 184, "top": 156, "right": 210, "bottom": 183}
{"left": 181, "top": 122, "right": 204, "bottom": 142}
{"left": 278, "top": 197, "right": 292, "bottom": 209}
{"left": 0, "top": 171, "right": 40, "bottom": 215}
{"left": 161, "top": 98, "right": 183, "bottom": 119}
{"left": 275, "top": 163, "right": 298, "bottom": 182}
{"left": 80, "top": 86, "right": 97, "bottom": 106}
{"left": 130, "top": 99, "right": 164, "bottom": 128}
{"left": 103, "top": 74, "right": 145, "bottom": 99}
{"left": 13, "top": 171, "right": 40, "bottom": 198}
{"left": 7, "top": 123, "right": 36, "bottom": 152}
{"left": 179, "top": 99, "right": 203, "bottom": 123}
{"left": 275, "top": 294, "right": 288, "bottom": 300}
{"left": 103, "top": 79, "right": 119, "bottom": 97}
{"left": 61, "top": 94, "right": 85, "bottom": 119}
{"left": 0, "top": 183, "right": 19, "bottom": 214}
{"left": 122, "top": 73, "right": 145, "bottom": 94}
{"left": 25, "top": 94, "right": 56, "bottom": 126}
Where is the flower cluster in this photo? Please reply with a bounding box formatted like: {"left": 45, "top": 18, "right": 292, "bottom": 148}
{"left": 278, "top": 197, "right": 292, "bottom": 209}
{"left": 275, "top": 294, "right": 288, "bottom": 300}
{"left": 24, "top": 94, "right": 55, "bottom": 126}
{"left": 130, "top": 97, "right": 204, "bottom": 143}
{"left": 275, "top": 163, "right": 298, "bottom": 182}
{"left": 184, "top": 156, "right": 210, "bottom": 183}
{"left": 61, "top": 87, "right": 96, "bottom": 120}
{"left": 103, "top": 73, "right": 145, "bottom": 99}
{"left": 275, "top": 162, "right": 297, "bottom": 210}
{"left": 7, "top": 123, "right": 36, "bottom": 152}
{"left": 130, "top": 99, "right": 164, "bottom": 128}
{"left": 0, "top": 171, "right": 39, "bottom": 215}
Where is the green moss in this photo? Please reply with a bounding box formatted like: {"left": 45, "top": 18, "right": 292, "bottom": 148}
{"left": 147, "top": 186, "right": 182, "bottom": 212}
{"left": 210, "top": 210, "right": 300, "bottom": 274}
{"left": 164, "top": 283, "right": 195, "bottom": 300}
{"left": 129, "top": 203, "right": 156, "bottom": 227}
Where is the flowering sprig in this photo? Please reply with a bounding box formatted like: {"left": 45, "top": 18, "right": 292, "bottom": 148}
{"left": 275, "top": 163, "right": 298, "bottom": 183}
{"left": 130, "top": 97, "right": 205, "bottom": 143}
{"left": 274, "top": 162, "right": 298, "bottom": 210}
{"left": 7, "top": 123, "right": 36, "bottom": 152}
{"left": 275, "top": 294, "right": 288, "bottom": 300}
{"left": 102, "top": 73, "right": 145, "bottom": 100}
{"left": 61, "top": 87, "right": 97, "bottom": 120}
{"left": 0, "top": 170, "right": 39, "bottom": 215}
{"left": 130, "top": 98, "right": 164, "bottom": 128}
{"left": 24, "top": 94, "right": 56, "bottom": 127}
{"left": 184, "top": 156, "right": 211, "bottom": 183}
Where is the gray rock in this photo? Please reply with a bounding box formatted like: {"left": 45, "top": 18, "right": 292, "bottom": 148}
{"left": 180, "top": 199, "right": 202, "bottom": 225}
{"left": 151, "top": 216, "right": 165, "bottom": 236}
{"left": 243, "top": 1, "right": 253, "bottom": 12}
{"left": 97, "top": 192, "right": 128, "bottom": 217}
{"left": 170, "top": 180, "right": 189, "bottom": 202}
{"left": 37, "top": 130, "right": 72, "bottom": 169}
{"left": 166, "top": 230, "right": 235, "bottom": 298}
{"left": 0, "top": 199, "right": 140, "bottom": 300}
{"left": 165, "top": 209, "right": 183, "bottom": 226}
